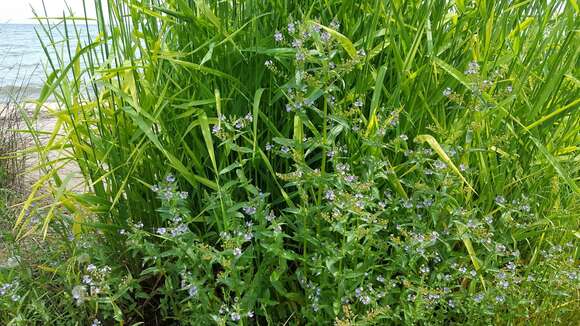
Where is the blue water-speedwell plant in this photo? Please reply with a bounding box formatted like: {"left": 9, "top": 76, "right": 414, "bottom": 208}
{"left": 4, "top": 1, "right": 579, "bottom": 325}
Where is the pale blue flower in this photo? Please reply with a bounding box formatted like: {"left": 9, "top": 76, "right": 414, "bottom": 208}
{"left": 295, "top": 52, "right": 305, "bottom": 61}
{"left": 188, "top": 285, "right": 198, "bottom": 297}
{"left": 495, "top": 196, "right": 506, "bottom": 205}
{"left": 243, "top": 206, "right": 257, "bottom": 215}
{"left": 324, "top": 190, "right": 335, "bottom": 201}
{"left": 274, "top": 30, "right": 283, "bottom": 42}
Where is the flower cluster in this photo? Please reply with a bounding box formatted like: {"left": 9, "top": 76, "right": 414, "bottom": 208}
{"left": 72, "top": 263, "right": 112, "bottom": 305}
{"left": 151, "top": 174, "right": 192, "bottom": 238}
{"left": 215, "top": 300, "right": 254, "bottom": 323}
{"left": 0, "top": 279, "right": 21, "bottom": 302}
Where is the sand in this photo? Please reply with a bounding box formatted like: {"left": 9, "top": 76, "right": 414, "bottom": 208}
{"left": 11, "top": 102, "right": 86, "bottom": 194}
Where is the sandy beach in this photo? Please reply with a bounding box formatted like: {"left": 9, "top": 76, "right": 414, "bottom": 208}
{"left": 3, "top": 102, "right": 85, "bottom": 194}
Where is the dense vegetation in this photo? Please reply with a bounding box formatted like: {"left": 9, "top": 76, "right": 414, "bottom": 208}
{"left": 1, "top": 0, "right": 578, "bottom": 324}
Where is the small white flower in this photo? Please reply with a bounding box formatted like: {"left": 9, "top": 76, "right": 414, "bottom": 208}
{"left": 91, "top": 286, "right": 101, "bottom": 295}
{"left": 72, "top": 285, "right": 86, "bottom": 305}
{"left": 274, "top": 30, "right": 283, "bottom": 42}
{"left": 243, "top": 206, "right": 257, "bottom": 215}
{"left": 265, "top": 211, "right": 276, "bottom": 222}
{"left": 467, "top": 219, "right": 477, "bottom": 228}
{"left": 291, "top": 39, "right": 302, "bottom": 48}
{"left": 419, "top": 265, "right": 430, "bottom": 274}
{"left": 233, "top": 247, "right": 242, "bottom": 257}
{"left": 465, "top": 61, "right": 480, "bottom": 75}
{"left": 520, "top": 204, "right": 530, "bottom": 212}
{"left": 330, "top": 19, "right": 341, "bottom": 30}
{"left": 325, "top": 190, "right": 335, "bottom": 201}
{"left": 345, "top": 175, "right": 357, "bottom": 183}
{"left": 484, "top": 216, "right": 493, "bottom": 225}
{"left": 156, "top": 227, "right": 167, "bottom": 235}
{"left": 230, "top": 312, "right": 241, "bottom": 321}
{"left": 87, "top": 264, "right": 97, "bottom": 273}
{"left": 360, "top": 295, "right": 371, "bottom": 305}
{"left": 295, "top": 52, "right": 305, "bottom": 61}
{"left": 495, "top": 196, "right": 506, "bottom": 205}
{"left": 434, "top": 160, "right": 447, "bottom": 170}
{"left": 82, "top": 275, "right": 93, "bottom": 285}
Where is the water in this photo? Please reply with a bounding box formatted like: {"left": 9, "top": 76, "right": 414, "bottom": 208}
{"left": 0, "top": 24, "right": 98, "bottom": 100}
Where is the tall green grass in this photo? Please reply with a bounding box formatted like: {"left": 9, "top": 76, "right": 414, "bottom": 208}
{"left": 7, "top": 0, "right": 579, "bottom": 324}
{"left": 22, "top": 0, "right": 579, "bottom": 235}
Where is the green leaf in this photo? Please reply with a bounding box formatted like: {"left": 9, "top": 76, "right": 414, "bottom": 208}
{"left": 312, "top": 22, "right": 357, "bottom": 58}
{"left": 252, "top": 88, "right": 265, "bottom": 158}
{"left": 199, "top": 112, "right": 218, "bottom": 175}
{"left": 432, "top": 57, "right": 471, "bottom": 89}
{"left": 415, "top": 134, "right": 477, "bottom": 194}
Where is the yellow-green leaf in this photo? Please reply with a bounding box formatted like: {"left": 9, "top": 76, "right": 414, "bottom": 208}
{"left": 415, "top": 134, "right": 477, "bottom": 194}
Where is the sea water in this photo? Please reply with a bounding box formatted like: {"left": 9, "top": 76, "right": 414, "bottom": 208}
{"left": 0, "top": 23, "right": 98, "bottom": 100}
